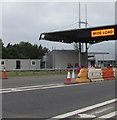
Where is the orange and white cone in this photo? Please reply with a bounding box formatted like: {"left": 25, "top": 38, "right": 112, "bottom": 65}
{"left": 65, "top": 69, "right": 71, "bottom": 84}
{"left": 2, "top": 67, "right": 8, "bottom": 79}
{"left": 71, "top": 69, "right": 76, "bottom": 83}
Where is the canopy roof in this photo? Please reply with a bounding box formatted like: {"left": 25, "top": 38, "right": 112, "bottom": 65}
{"left": 39, "top": 24, "right": 117, "bottom": 44}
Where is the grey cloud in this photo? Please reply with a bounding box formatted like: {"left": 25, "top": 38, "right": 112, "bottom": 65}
{"left": 87, "top": 2, "right": 115, "bottom": 26}
{"left": 1, "top": 2, "right": 115, "bottom": 53}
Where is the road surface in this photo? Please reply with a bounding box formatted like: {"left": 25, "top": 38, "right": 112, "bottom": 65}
{"left": 1, "top": 75, "right": 116, "bottom": 119}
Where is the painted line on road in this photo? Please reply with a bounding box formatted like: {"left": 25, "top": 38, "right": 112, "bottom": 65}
{"left": 78, "top": 113, "right": 96, "bottom": 118}
{"left": 77, "top": 106, "right": 114, "bottom": 119}
{"left": 77, "top": 110, "right": 117, "bottom": 119}
{"left": 51, "top": 98, "right": 117, "bottom": 119}
{"left": 97, "top": 111, "right": 117, "bottom": 119}
{"left": 1, "top": 83, "right": 62, "bottom": 91}
{"left": 0, "top": 82, "right": 90, "bottom": 94}
{"left": 93, "top": 106, "right": 114, "bottom": 114}
{"left": 2, "top": 79, "right": 114, "bottom": 94}
{"left": 1, "top": 80, "right": 115, "bottom": 94}
{"left": 0, "top": 84, "right": 65, "bottom": 93}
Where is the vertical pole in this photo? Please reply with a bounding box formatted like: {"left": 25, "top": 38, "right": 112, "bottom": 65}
{"left": 85, "top": 42, "right": 88, "bottom": 67}
{"left": 85, "top": 3, "right": 88, "bottom": 67}
{"left": 79, "top": 2, "right": 81, "bottom": 28}
{"left": 79, "top": 42, "right": 81, "bottom": 67}
{"left": 85, "top": 3, "right": 88, "bottom": 28}
{"left": 103, "top": 54, "right": 104, "bottom": 67}
{"left": 78, "top": 2, "right": 81, "bottom": 67}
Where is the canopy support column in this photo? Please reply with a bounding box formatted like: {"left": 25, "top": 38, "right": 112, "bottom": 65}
{"left": 85, "top": 43, "right": 88, "bottom": 67}
{"left": 79, "top": 42, "right": 81, "bottom": 67}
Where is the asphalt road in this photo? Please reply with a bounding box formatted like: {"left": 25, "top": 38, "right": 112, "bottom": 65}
{"left": 2, "top": 79, "right": 115, "bottom": 119}
{"left": 2, "top": 74, "right": 66, "bottom": 88}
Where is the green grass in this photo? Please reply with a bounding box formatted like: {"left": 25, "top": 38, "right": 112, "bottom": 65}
{"left": 0, "top": 71, "right": 68, "bottom": 77}
{"left": 0, "top": 70, "right": 79, "bottom": 77}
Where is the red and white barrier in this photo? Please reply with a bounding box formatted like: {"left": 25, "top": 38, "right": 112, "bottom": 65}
{"left": 113, "top": 68, "right": 117, "bottom": 78}
{"left": 88, "top": 69, "right": 104, "bottom": 82}
{"left": 102, "top": 68, "right": 114, "bottom": 80}
{"left": 64, "top": 68, "right": 116, "bottom": 84}
{"left": 88, "top": 68, "right": 115, "bottom": 82}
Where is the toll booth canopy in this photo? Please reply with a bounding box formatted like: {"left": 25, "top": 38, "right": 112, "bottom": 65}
{"left": 39, "top": 24, "right": 117, "bottom": 44}
{"left": 39, "top": 24, "right": 117, "bottom": 67}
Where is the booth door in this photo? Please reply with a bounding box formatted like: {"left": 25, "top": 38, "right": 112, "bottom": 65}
{"left": 16, "top": 61, "right": 21, "bottom": 69}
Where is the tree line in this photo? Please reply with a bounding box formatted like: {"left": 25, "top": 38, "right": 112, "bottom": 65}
{"left": 0, "top": 39, "right": 49, "bottom": 59}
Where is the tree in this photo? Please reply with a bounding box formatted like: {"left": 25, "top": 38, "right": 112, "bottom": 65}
{"left": 2, "top": 41, "right": 49, "bottom": 59}
{"left": 0, "top": 39, "right": 3, "bottom": 58}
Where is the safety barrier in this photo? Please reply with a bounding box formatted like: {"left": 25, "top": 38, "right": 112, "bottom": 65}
{"left": 113, "top": 68, "right": 117, "bottom": 78}
{"left": 88, "top": 69, "right": 104, "bottom": 82}
{"left": 74, "top": 67, "right": 116, "bottom": 83}
{"left": 102, "top": 68, "right": 114, "bottom": 80}
{"left": 75, "top": 68, "right": 91, "bottom": 83}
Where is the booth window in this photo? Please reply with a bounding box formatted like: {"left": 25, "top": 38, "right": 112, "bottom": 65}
{"left": 31, "top": 61, "right": 36, "bottom": 65}
{"left": 1, "top": 61, "right": 4, "bottom": 65}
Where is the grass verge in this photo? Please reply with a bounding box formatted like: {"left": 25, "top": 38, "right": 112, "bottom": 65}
{"left": 0, "top": 71, "right": 68, "bottom": 77}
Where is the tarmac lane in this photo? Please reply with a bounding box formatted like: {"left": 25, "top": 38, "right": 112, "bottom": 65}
{"left": 2, "top": 80, "right": 116, "bottom": 119}
{"left": 2, "top": 74, "right": 67, "bottom": 89}
{"left": 55, "top": 100, "right": 116, "bottom": 119}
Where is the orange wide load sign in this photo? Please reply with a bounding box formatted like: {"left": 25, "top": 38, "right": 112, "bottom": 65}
{"left": 91, "top": 28, "right": 115, "bottom": 37}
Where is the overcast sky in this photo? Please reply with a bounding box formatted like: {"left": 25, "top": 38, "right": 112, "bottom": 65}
{"left": 1, "top": 2, "right": 116, "bottom": 53}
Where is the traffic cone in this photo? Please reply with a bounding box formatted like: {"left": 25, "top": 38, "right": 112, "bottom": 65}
{"left": 71, "top": 69, "right": 76, "bottom": 83}
{"left": 2, "top": 67, "right": 8, "bottom": 79}
{"left": 64, "top": 69, "right": 71, "bottom": 84}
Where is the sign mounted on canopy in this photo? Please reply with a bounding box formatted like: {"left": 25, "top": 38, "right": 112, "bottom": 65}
{"left": 91, "top": 28, "right": 115, "bottom": 37}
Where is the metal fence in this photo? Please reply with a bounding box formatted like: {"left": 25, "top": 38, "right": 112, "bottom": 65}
{"left": 0, "top": 68, "right": 79, "bottom": 72}
{"left": 0, "top": 68, "right": 64, "bottom": 72}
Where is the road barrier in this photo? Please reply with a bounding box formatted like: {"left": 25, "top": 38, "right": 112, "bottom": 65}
{"left": 88, "top": 69, "right": 104, "bottom": 82}
{"left": 102, "top": 68, "right": 114, "bottom": 80}
{"left": 113, "top": 68, "right": 117, "bottom": 78}
{"left": 65, "top": 68, "right": 116, "bottom": 84}
{"left": 76, "top": 68, "right": 91, "bottom": 83}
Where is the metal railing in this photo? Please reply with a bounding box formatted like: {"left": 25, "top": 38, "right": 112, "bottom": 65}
{"left": 0, "top": 68, "right": 66, "bottom": 72}
{"left": 0, "top": 68, "right": 78, "bottom": 72}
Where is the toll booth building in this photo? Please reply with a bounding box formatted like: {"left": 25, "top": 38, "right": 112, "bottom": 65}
{"left": 45, "top": 51, "right": 116, "bottom": 69}
{"left": 95, "top": 54, "right": 116, "bottom": 67}
{"left": 45, "top": 50, "right": 87, "bottom": 69}
{"left": 0, "top": 59, "right": 40, "bottom": 70}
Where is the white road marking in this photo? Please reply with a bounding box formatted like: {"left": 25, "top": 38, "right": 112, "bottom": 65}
{"left": 52, "top": 98, "right": 117, "bottom": 119}
{"left": 1, "top": 80, "right": 114, "bottom": 94}
{"left": 78, "top": 114, "right": 96, "bottom": 118}
{"left": 98, "top": 111, "right": 117, "bottom": 119}
{"left": 0, "top": 83, "right": 62, "bottom": 91}
{"left": 0, "top": 84, "right": 65, "bottom": 93}
{"left": 0, "top": 82, "right": 90, "bottom": 93}
{"left": 77, "top": 106, "right": 114, "bottom": 119}
{"left": 94, "top": 107, "right": 114, "bottom": 114}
